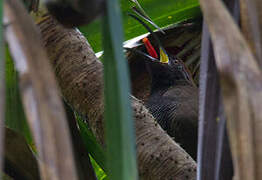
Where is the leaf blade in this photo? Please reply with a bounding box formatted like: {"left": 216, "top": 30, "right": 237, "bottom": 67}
{"left": 102, "top": 0, "right": 138, "bottom": 179}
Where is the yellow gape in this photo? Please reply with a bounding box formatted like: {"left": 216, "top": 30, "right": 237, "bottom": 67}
{"left": 160, "top": 48, "right": 169, "bottom": 63}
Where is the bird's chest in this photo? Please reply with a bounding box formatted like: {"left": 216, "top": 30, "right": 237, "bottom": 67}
{"left": 146, "top": 85, "right": 198, "bottom": 125}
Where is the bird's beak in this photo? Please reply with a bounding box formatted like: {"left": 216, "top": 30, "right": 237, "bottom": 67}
{"left": 159, "top": 48, "right": 169, "bottom": 64}
{"left": 143, "top": 37, "right": 169, "bottom": 64}
{"left": 124, "top": 47, "right": 158, "bottom": 61}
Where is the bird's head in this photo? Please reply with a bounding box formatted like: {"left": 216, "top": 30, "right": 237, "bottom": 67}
{"left": 126, "top": 13, "right": 193, "bottom": 92}
{"left": 143, "top": 50, "right": 192, "bottom": 91}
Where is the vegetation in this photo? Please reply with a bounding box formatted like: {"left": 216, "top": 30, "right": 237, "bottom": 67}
{"left": 1, "top": 0, "right": 262, "bottom": 179}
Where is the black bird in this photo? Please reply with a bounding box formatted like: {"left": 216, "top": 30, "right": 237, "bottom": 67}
{"left": 145, "top": 56, "right": 198, "bottom": 160}
{"left": 127, "top": 13, "right": 198, "bottom": 160}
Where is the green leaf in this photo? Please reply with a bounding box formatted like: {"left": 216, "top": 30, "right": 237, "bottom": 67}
{"left": 77, "top": 118, "right": 107, "bottom": 172}
{"left": 89, "top": 156, "right": 107, "bottom": 180}
{"left": 5, "top": 50, "right": 33, "bottom": 146}
{"left": 102, "top": 0, "right": 138, "bottom": 179}
{"left": 0, "top": 0, "right": 4, "bottom": 171}
{"left": 1, "top": 172, "right": 14, "bottom": 180}
{"left": 80, "top": 0, "right": 201, "bottom": 52}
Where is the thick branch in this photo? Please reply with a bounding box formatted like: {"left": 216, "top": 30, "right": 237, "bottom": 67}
{"left": 36, "top": 14, "right": 197, "bottom": 179}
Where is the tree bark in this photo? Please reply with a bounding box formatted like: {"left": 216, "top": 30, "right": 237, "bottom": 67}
{"left": 35, "top": 13, "right": 197, "bottom": 180}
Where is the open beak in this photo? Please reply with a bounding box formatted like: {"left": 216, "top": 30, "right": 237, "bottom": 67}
{"left": 142, "top": 37, "right": 158, "bottom": 59}
{"left": 143, "top": 37, "right": 169, "bottom": 64}
{"left": 159, "top": 48, "right": 169, "bottom": 64}
{"left": 127, "top": 13, "right": 170, "bottom": 64}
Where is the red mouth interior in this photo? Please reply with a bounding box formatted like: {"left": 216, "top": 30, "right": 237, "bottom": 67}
{"left": 142, "top": 37, "right": 158, "bottom": 59}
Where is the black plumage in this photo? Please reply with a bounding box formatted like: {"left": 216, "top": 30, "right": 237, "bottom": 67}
{"left": 145, "top": 57, "right": 198, "bottom": 160}
{"left": 127, "top": 12, "right": 199, "bottom": 159}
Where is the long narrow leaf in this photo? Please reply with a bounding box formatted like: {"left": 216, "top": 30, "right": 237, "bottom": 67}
{"left": 0, "top": 0, "right": 5, "bottom": 175}
{"left": 239, "top": 0, "right": 262, "bottom": 67}
{"left": 131, "top": 6, "right": 165, "bottom": 34}
{"left": 199, "top": 0, "right": 262, "bottom": 179}
{"left": 197, "top": 24, "right": 233, "bottom": 180}
{"left": 77, "top": 118, "right": 106, "bottom": 172}
{"left": 198, "top": 0, "right": 238, "bottom": 179}
{"left": 64, "top": 104, "right": 97, "bottom": 180}
{"left": 4, "top": 127, "right": 39, "bottom": 179}
{"left": 81, "top": 0, "right": 201, "bottom": 52}
{"left": 197, "top": 24, "right": 219, "bottom": 180}
{"left": 5, "top": 51, "right": 33, "bottom": 146}
{"left": 102, "top": 0, "right": 138, "bottom": 179}
{"left": 4, "top": 0, "right": 77, "bottom": 179}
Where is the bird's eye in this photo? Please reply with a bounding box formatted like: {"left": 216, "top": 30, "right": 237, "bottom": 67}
{"left": 174, "top": 60, "right": 179, "bottom": 64}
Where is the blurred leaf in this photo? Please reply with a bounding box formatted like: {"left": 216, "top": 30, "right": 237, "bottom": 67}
{"left": 0, "top": 0, "right": 4, "bottom": 174}
{"left": 1, "top": 172, "right": 14, "bottom": 180}
{"left": 199, "top": 0, "right": 262, "bottom": 179}
{"left": 5, "top": 49, "right": 33, "bottom": 146}
{"left": 77, "top": 118, "right": 106, "bottom": 172}
{"left": 239, "top": 0, "right": 262, "bottom": 67}
{"left": 102, "top": 0, "right": 138, "bottom": 179}
{"left": 5, "top": 1, "right": 78, "bottom": 179}
{"left": 64, "top": 104, "right": 97, "bottom": 180}
{"left": 130, "top": 4, "right": 165, "bottom": 34}
{"left": 80, "top": 0, "right": 201, "bottom": 52}
{"left": 89, "top": 156, "right": 107, "bottom": 180}
{"left": 4, "top": 127, "right": 40, "bottom": 180}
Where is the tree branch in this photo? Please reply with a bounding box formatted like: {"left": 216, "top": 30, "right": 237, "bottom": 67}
{"left": 35, "top": 13, "right": 197, "bottom": 179}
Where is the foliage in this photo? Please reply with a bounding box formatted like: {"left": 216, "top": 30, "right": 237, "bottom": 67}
{"left": 5, "top": 50, "right": 33, "bottom": 146}
{"left": 102, "top": 0, "right": 138, "bottom": 178}
{"left": 90, "top": 156, "right": 107, "bottom": 180}
{"left": 77, "top": 117, "right": 106, "bottom": 171}
{"left": 80, "top": 0, "right": 201, "bottom": 52}
{"left": 3, "top": 0, "right": 201, "bottom": 179}
{"left": 78, "top": 0, "right": 201, "bottom": 178}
